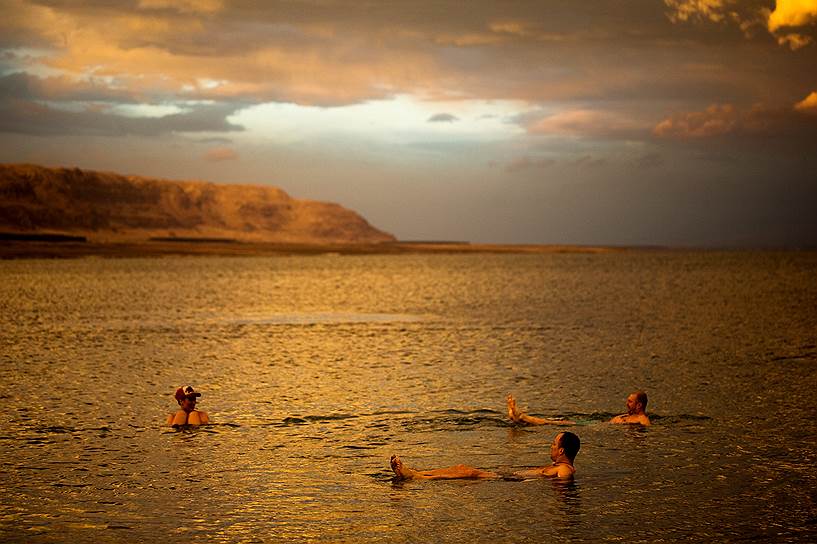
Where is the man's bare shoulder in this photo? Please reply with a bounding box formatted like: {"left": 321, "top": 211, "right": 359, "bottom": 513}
{"left": 187, "top": 410, "right": 209, "bottom": 425}
{"left": 636, "top": 413, "right": 651, "bottom": 426}
{"left": 169, "top": 410, "right": 188, "bottom": 426}
{"left": 545, "top": 463, "right": 575, "bottom": 479}
{"left": 610, "top": 413, "right": 650, "bottom": 426}
{"left": 513, "top": 463, "right": 575, "bottom": 480}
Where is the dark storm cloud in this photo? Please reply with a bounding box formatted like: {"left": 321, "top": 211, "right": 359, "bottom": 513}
{"left": 0, "top": 98, "right": 245, "bottom": 136}
{"left": 0, "top": 72, "right": 143, "bottom": 103}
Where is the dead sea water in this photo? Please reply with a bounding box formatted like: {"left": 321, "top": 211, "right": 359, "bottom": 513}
{"left": 1, "top": 251, "right": 816, "bottom": 542}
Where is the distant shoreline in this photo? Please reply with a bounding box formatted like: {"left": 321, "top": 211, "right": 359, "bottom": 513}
{"left": 0, "top": 238, "right": 630, "bottom": 259}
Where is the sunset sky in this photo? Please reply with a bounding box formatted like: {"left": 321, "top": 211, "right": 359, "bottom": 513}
{"left": 2, "top": 0, "right": 816, "bottom": 246}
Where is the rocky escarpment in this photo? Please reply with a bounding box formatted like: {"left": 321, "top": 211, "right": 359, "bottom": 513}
{"left": 0, "top": 163, "right": 395, "bottom": 244}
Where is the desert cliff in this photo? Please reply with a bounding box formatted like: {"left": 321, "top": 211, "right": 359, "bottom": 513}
{"left": 0, "top": 164, "right": 395, "bottom": 244}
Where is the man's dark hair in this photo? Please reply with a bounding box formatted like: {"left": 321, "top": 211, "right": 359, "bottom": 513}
{"left": 558, "top": 432, "right": 581, "bottom": 462}
{"left": 635, "top": 390, "right": 648, "bottom": 411}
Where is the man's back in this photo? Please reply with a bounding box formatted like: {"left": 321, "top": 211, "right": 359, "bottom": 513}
{"left": 167, "top": 409, "right": 209, "bottom": 426}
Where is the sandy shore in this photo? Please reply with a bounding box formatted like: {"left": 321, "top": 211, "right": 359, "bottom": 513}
{"left": 0, "top": 239, "right": 629, "bottom": 259}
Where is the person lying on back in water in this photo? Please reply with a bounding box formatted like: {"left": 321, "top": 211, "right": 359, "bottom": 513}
{"left": 507, "top": 390, "right": 651, "bottom": 426}
{"left": 167, "top": 385, "right": 210, "bottom": 426}
{"left": 390, "top": 431, "right": 580, "bottom": 481}
{"left": 506, "top": 394, "right": 576, "bottom": 425}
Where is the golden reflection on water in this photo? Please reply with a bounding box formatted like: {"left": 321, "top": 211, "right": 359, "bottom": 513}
{"left": 1, "top": 253, "right": 816, "bottom": 542}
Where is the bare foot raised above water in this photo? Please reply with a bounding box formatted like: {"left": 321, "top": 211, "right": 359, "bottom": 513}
{"left": 507, "top": 394, "right": 523, "bottom": 422}
{"left": 390, "top": 455, "right": 418, "bottom": 481}
{"left": 390, "top": 455, "right": 499, "bottom": 481}
{"left": 507, "top": 394, "right": 575, "bottom": 426}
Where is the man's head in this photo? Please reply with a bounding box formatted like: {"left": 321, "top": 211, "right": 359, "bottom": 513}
{"left": 626, "top": 391, "right": 648, "bottom": 414}
{"left": 175, "top": 385, "right": 202, "bottom": 411}
{"left": 551, "top": 432, "right": 581, "bottom": 463}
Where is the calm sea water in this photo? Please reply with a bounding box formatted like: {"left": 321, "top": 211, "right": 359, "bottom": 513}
{"left": 1, "top": 252, "right": 816, "bottom": 543}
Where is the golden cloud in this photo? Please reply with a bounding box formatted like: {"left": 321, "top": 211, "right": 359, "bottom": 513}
{"left": 666, "top": 0, "right": 817, "bottom": 49}
{"left": 767, "top": 0, "right": 817, "bottom": 49}
{"left": 654, "top": 98, "right": 817, "bottom": 139}
{"left": 794, "top": 91, "right": 817, "bottom": 112}
{"left": 1, "top": 0, "right": 78, "bottom": 47}
{"left": 3, "top": 4, "right": 451, "bottom": 107}
{"left": 489, "top": 21, "right": 537, "bottom": 37}
{"left": 653, "top": 104, "right": 740, "bottom": 138}
{"left": 1, "top": 1, "right": 592, "bottom": 108}
{"left": 433, "top": 33, "right": 506, "bottom": 46}
{"left": 138, "top": 0, "right": 223, "bottom": 14}
{"left": 2, "top": 0, "right": 815, "bottom": 139}
{"left": 528, "top": 109, "right": 647, "bottom": 139}
{"left": 664, "top": 0, "right": 734, "bottom": 23}
{"left": 776, "top": 32, "right": 813, "bottom": 49}
{"left": 768, "top": 0, "right": 817, "bottom": 31}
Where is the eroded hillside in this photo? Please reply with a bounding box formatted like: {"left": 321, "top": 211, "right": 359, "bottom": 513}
{"left": 0, "top": 164, "right": 395, "bottom": 244}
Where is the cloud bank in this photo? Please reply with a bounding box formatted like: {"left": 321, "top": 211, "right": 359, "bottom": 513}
{"left": 665, "top": 0, "right": 817, "bottom": 49}
{"left": 1, "top": 1, "right": 816, "bottom": 246}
